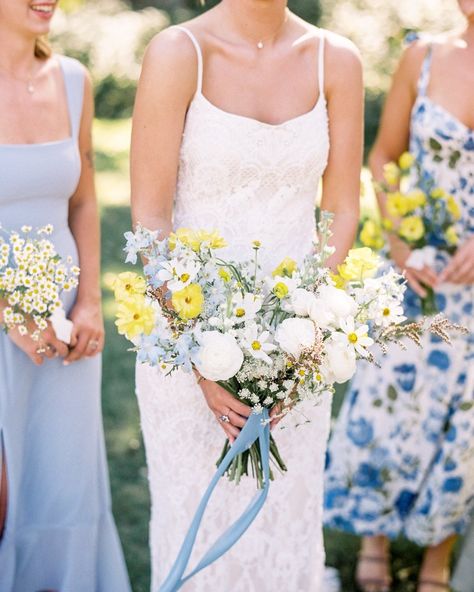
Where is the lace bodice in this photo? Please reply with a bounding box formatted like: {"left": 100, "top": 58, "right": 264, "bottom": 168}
{"left": 136, "top": 26, "right": 332, "bottom": 592}
{"left": 174, "top": 27, "right": 330, "bottom": 272}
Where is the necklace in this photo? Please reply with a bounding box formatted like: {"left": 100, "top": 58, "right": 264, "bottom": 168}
{"left": 0, "top": 62, "right": 38, "bottom": 94}
{"left": 255, "top": 16, "right": 288, "bottom": 49}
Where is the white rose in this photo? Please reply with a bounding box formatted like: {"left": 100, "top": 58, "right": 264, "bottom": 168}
{"left": 275, "top": 317, "right": 316, "bottom": 358}
{"left": 309, "top": 285, "right": 358, "bottom": 328}
{"left": 323, "top": 341, "right": 357, "bottom": 384}
{"left": 290, "top": 288, "right": 317, "bottom": 316}
{"left": 193, "top": 331, "right": 244, "bottom": 381}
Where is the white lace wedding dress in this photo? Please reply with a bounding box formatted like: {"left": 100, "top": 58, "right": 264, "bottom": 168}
{"left": 136, "top": 26, "right": 332, "bottom": 592}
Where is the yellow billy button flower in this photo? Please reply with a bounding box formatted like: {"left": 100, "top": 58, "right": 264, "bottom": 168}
{"left": 383, "top": 162, "right": 400, "bottom": 186}
{"left": 398, "top": 215, "right": 425, "bottom": 242}
{"left": 218, "top": 268, "right": 231, "bottom": 282}
{"left": 445, "top": 225, "right": 459, "bottom": 246}
{"left": 252, "top": 240, "right": 262, "bottom": 249}
{"left": 113, "top": 271, "right": 147, "bottom": 302}
{"left": 272, "top": 257, "right": 297, "bottom": 278}
{"left": 273, "top": 282, "right": 289, "bottom": 299}
{"left": 338, "top": 247, "right": 380, "bottom": 281}
{"left": 398, "top": 151, "right": 415, "bottom": 170}
{"left": 115, "top": 295, "right": 155, "bottom": 340}
{"left": 171, "top": 283, "right": 204, "bottom": 320}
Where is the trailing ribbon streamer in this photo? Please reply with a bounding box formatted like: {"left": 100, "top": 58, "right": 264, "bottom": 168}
{"left": 158, "top": 409, "right": 271, "bottom": 592}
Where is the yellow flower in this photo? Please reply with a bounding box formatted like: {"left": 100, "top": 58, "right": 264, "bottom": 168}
{"left": 359, "top": 219, "right": 384, "bottom": 250}
{"left": 398, "top": 152, "right": 415, "bottom": 170}
{"left": 387, "top": 192, "right": 409, "bottom": 217}
{"left": 194, "top": 229, "right": 227, "bottom": 250}
{"left": 398, "top": 216, "right": 425, "bottom": 242}
{"left": 170, "top": 228, "right": 227, "bottom": 252}
{"left": 330, "top": 272, "right": 346, "bottom": 289}
{"left": 338, "top": 247, "right": 380, "bottom": 281}
{"left": 446, "top": 196, "right": 462, "bottom": 221}
{"left": 273, "top": 282, "right": 289, "bottom": 299}
{"left": 382, "top": 217, "right": 394, "bottom": 231}
{"left": 252, "top": 240, "right": 262, "bottom": 249}
{"left": 115, "top": 295, "right": 155, "bottom": 339}
{"left": 169, "top": 228, "right": 194, "bottom": 251}
{"left": 272, "top": 257, "right": 298, "bottom": 278}
{"left": 171, "top": 283, "right": 204, "bottom": 320}
{"left": 218, "top": 268, "right": 231, "bottom": 282}
{"left": 113, "top": 272, "right": 147, "bottom": 302}
{"left": 431, "top": 187, "right": 446, "bottom": 200}
{"left": 445, "top": 225, "right": 459, "bottom": 246}
{"left": 383, "top": 162, "right": 400, "bottom": 186}
{"left": 407, "top": 188, "right": 427, "bottom": 209}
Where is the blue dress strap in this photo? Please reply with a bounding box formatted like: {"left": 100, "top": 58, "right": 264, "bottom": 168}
{"left": 57, "top": 55, "right": 85, "bottom": 139}
{"left": 417, "top": 45, "right": 433, "bottom": 97}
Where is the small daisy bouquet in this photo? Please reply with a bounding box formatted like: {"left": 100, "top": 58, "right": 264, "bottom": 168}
{"left": 114, "top": 214, "right": 456, "bottom": 488}
{"left": 377, "top": 151, "right": 462, "bottom": 314}
{"left": 0, "top": 224, "right": 79, "bottom": 342}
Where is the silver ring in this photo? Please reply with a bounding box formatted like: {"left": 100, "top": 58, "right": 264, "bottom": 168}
{"left": 88, "top": 339, "right": 99, "bottom": 351}
{"left": 219, "top": 414, "right": 230, "bottom": 424}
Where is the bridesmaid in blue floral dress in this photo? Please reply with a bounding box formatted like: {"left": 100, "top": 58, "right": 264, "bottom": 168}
{"left": 324, "top": 10, "right": 474, "bottom": 592}
{"left": 0, "top": 2, "right": 131, "bottom": 591}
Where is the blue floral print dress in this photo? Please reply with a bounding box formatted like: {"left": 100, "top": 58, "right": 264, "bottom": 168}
{"left": 324, "top": 45, "right": 474, "bottom": 546}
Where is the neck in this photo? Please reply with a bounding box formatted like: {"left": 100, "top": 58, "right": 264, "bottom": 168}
{"left": 0, "top": 25, "right": 37, "bottom": 76}
{"left": 219, "top": 0, "right": 289, "bottom": 45}
{"left": 463, "top": 20, "right": 474, "bottom": 46}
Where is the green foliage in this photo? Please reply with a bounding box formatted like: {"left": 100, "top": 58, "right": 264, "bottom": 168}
{"left": 94, "top": 75, "right": 137, "bottom": 119}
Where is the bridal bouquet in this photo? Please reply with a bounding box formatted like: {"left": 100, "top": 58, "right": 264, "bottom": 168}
{"left": 378, "top": 151, "right": 462, "bottom": 314}
{"left": 0, "top": 224, "right": 79, "bottom": 342}
{"left": 114, "top": 214, "right": 458, "bottom": 488}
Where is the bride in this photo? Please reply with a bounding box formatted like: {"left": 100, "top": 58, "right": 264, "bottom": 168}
{"left": 131, "top": 0, "right": 362, "bottom": 589}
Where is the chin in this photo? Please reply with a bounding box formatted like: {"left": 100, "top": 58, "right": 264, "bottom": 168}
{"left": 458, "top": 0, "right": 474, "bottom": 19}
{"left": 27, "top": 1, "right": 57, "bottom": 35}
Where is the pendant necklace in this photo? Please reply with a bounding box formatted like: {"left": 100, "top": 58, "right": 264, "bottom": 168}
{"left": 0, "top": 62, "right": 38, "bottom": 94}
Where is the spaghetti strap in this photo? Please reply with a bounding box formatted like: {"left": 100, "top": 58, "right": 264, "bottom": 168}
{"left": 417, "top": 45, "right": 433, "bottom": 97}
{"left": 174, "top": 26, "right": 204, "bottom": 94}
{"left": 318, "top": 32, "right": 325, "bottom": 97}
{"left": 57, "top": 55, "right": 85, "bottom": 140}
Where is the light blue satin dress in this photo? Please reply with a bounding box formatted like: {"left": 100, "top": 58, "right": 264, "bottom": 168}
{"left": 0, "top": 55, "right": 131, "bottom": 592}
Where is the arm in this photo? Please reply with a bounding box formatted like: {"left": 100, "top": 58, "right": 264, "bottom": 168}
{"left": 131, "top": 30, "right": 250, "bottom": 442}
{"left": 369, "top": 42, "right": 437, "bottom": 296}
{"left": 320, "top": 35, "right": 364, "bottom": 269}
{"left": 64, "top": 70, "right": 104, "bottom": 363}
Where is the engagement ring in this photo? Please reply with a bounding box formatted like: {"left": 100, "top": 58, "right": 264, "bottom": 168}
{"left": 219, "top": 415, "right": 230, "bottom": 424}
{"left": 88, "top": 339, "right": 99, "bottom": 351}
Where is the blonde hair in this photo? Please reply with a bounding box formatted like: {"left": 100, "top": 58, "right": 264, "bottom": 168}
{"left": 34, "top": 37, "right": 52, "bottom": 60}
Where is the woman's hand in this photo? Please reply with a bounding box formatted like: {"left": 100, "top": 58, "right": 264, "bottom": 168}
{"left": 8, "top": 322, "right": 69, "bottom": 365}
{"left": 389, "top": 235, "right": 438, "bottom": 297}
{"left": 198, "top": 378, "right": 251, "bottom": 444}
{"left": 64, "top": 300, "right": 104, "bottom": 364}
{"left": 438, "top": 237, "right": 474, "bottom": 285}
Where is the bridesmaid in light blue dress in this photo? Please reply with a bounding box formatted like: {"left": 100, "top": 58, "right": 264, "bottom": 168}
{"left": 0, "top": 2, "right": 131, "bottom": 591}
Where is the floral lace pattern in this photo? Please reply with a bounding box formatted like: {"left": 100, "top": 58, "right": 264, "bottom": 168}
{"left": 136, "top": 26, "right": 332, "bottom": 591}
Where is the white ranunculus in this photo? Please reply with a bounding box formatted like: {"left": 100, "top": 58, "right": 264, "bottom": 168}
{"left": 274, "top": 317, "right": 316, "bottom": 359}
{"left": 193, "top": 331, "right": 244, "bottom": 381}
{"left": 290, "top": 288, "right": 317, "bottom": 316}
{"left": 309, "top": 285, "right": 358, "bottom": 328}
{"left": 323, "top": 341, "right": 357, "bottom": 384}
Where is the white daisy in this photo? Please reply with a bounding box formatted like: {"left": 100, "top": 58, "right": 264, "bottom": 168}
{"left": 157, "top": 258, "right": 200, "bottom": 292}
{"left": 240, "top": 324, "right": 276, "bottom": 364}
{"left": 332, "top": 316, "right": 374, "bottom": 358}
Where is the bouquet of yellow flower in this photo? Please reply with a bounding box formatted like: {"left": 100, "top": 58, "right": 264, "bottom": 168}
{"left": 368, "top": 151, "right": 462, "bottom": 315}
{"left": 0, "top": 224, "right": 79, "bottom": 341}
{"left": 112, "top": 214, "right": 461, "bottom": 488}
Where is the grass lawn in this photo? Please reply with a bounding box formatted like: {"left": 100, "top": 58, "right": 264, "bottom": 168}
{"left": 95, "top": 118, "right": 450, "bottom": 592}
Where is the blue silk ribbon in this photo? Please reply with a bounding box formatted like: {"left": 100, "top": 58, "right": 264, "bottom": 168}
{"left": 158, "top": 409, "right": 271, "bottom": 592}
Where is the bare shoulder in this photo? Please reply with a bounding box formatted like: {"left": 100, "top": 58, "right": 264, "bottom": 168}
{"left": 397, "top": 38, "right": 432, "bottom": 77}
{"left": 143, "top": 26, "right": 199, "bottom": 78}
{"left": 321, "top": 29, "right": 363, "bottom": 88}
